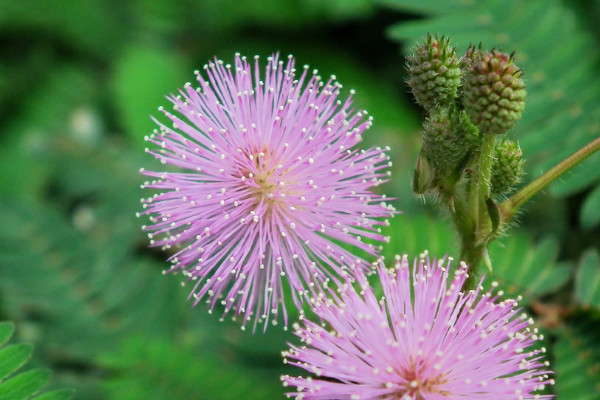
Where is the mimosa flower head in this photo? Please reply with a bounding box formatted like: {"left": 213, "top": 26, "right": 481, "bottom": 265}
{"left": 140, "top": 53, "right": 395, "bottom": 331}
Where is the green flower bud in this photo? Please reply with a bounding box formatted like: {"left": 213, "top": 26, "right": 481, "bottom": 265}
{"left": 406, "top": 34, "right": 461, "bottom": 111}
{"left": 420, "top": 107, "right": 479, "bottom": 183}
{"left": 462, "top": 48, "right": 526, "bottom": 135}
{"left": 491, "top": 138, "right": 524, "bottom": 197}
{"left": 412, "top": 152, "right": 435, "bottom": 195}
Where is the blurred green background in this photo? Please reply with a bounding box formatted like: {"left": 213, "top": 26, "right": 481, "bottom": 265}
{"left": 1, "top": 0, "right": 599, "bottom": 398}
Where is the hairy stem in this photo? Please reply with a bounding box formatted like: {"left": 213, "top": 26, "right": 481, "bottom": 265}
{"left": 459, "top": 134, "right": 496, "bottom": 289}
{"left": 499, "top": 136, "right": 600, "bottom": 224}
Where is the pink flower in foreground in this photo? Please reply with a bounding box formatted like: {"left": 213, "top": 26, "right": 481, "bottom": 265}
{"left": 282, "top": 253, "right": 554, "bottom": 399}
{"left": 140, "top": 53, "right": 394, "bottom": 331}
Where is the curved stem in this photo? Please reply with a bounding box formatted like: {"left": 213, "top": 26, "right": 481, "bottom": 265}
{"left": 499, "top": 136, "right": 600, "bottom": 224}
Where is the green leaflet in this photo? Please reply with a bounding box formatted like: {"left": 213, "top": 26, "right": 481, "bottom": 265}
{"left": 487, "top": 233, "right": 571, "bottom": 303}
{"left": 555, "top": 317, "right": 600, "bottom": 400}
{"left": 575, "top": 249, "right": 600, "bottom": 311}
{"left": 0, "top": 322, "right": 74, "bottom": 400}
{"left": 580, "top": 185, "right": 600, "bottom": 229}
{"left": 383, "top": 214, "right": 457, "bottom": 261}
{"left": 100, "top": 336, "right": 286, "bottom": 400}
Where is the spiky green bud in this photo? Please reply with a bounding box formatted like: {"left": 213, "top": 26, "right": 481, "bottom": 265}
{"left": 491, "top": 138, "right": 524, "bottom": 197}
{"left": 406, "top": 34, "right": 461, "bottom": 111}
{"left": 462, "top": 48, "right": 526, "bottom": 135}
{"left": 420, "top": 107, "right": 479, "bottom": 182}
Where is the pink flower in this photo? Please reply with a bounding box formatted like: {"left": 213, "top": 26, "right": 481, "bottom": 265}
{"left": 140, "top": 53, "right": 394, "bottom": 331}
{"left": 282, "top": 253, "right": 554, "bottom": 399}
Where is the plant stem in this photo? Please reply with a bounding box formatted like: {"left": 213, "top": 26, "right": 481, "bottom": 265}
{"left": 499, "top": 136, "right": 600, "bottom": 224}
{"left": 459, "top": 134, "right": 496, "bottom": 289}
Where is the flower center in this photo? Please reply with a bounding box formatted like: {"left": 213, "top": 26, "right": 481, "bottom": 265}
{"left": 239, "top": 147, "right": 282, "bottom": 203}
{"left": 253, "top": 164, "right": 277, "bottom": 196}
{"left": 395, "top": 362, "right": 449, "bottom": 398}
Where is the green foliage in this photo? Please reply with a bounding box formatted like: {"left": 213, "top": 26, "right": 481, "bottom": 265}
{"left": 0, "top": 322, "right": 75, "bottom": 400}
{"left": 487, "top": 233, "right": 571, "bottom": 303}
{"left": 383, "top": 214, "right": 457, "bottom": 261}
{"left": 0, "top": 65, "right": 96, "bottom": 199}
{"left": 187, "top": 0, "right": 375, "bottom": 31}
{"left": 100, "top": 336, "right": 285, "bottom": 400}
{"left": 1, "top": 0, "right": 599, "bottom": 398}
{"left": 554, "top": 316, "right": 600, "bottom": 400}
{"left": 112, "top": 45, "right": 190, "bottom": 146}
{"left": 580, "top": 184, "right": 600, "bottom": 229}
{"left": 0, "top": 0, "right": 125, "bottom": 57}
{"left": 384, "top": 0, "right": 600, "bottom": 227}
{"left": 575, "top": 249, "right": 600, "bottom": 311}
{"left": 0, "top": 131, "right": 191, "bottom": 396}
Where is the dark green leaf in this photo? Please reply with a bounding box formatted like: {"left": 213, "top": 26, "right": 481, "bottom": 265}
{"left": 0, "top": 0, "right": 125, "bottom": 56}
{"left": 488, "top": 233, "right": 571, "bottom": 303}
{"left": 554, "top": 317, "right": 600, "bottom": 400}
{"left": 383, "top": 214, "right": 457, "bottom": 262}
{"left": 580, "top": 184, "right": 600, "bottom": 229}
{"left": 574, "top": 249, "right": 600, "bottom": 310}
{"left": 0, "top": 65, "right": 96, "bottom": 199}
{"left": 101, "top": 337, "right": 285, "bottom": 400}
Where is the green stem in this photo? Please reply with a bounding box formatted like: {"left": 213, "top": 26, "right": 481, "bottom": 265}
{"left": 467, "top": 135, "right": 495, "bottom": 224}
{"left": 499, "top": 136, "right": 600, "bottom": 224}
{"left": 460, "top": 134, "right": 496, "bottom": 289}
{"left": 477, "top": 134, "right": 497, "bottom": 201}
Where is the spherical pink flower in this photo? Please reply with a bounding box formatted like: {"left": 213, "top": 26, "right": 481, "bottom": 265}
{"left": 282, "top": 253, "right": 554, "bottom": 399}
{"left": 139, "top": 53, "right": 395, "bottom": 331}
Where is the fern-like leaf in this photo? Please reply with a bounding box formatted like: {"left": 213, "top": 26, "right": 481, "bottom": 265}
{"left": 383, "top": 214, "right": 457, "bottom": 261}
{"left": 100, "top": 336, "right": 285, "bottom": 400}
{"left": 0, "top": 130, "right": 192, "bottom": 396}
{"left": 554, "top": 316, "right": 600, "bottom": 400}
{"left": 487, "top": 233, "right": 571, "bottom": 303}
{"left": 0, "top": 322, "right": 74, "bottom": 400}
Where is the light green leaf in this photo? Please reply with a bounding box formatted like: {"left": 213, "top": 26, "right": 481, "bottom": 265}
{"left": 112, "top": 45, "right": 190, "bottom": 146}
{"left": 0, "top": 344, "right": 33, "bottom": 382}
{"left": 33, "top": 390, "right": 76, "bottom": 400}
{"left": 0, "top": 322, "right": 73, "bottom": 400}
{"left": 0, "top": 323, "right": 14, "bottom": 348}
{"left": 0, "top": 369, "right": 51, "bottom": 400}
